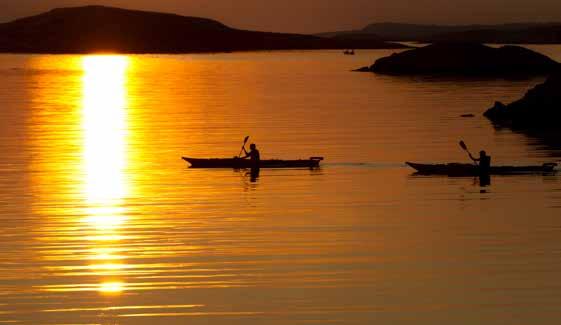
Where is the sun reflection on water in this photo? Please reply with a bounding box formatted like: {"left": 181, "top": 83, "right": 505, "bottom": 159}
{"left": 98, "top": 281, "right": 125, "bottom": 294}
{"left": 81, "top": 55, "right": 130, "bottom": 295}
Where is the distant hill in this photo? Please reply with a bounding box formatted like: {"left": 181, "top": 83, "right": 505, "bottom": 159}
{"left": 431, "top": 26, "right": 561, "bottom": 44}
{"left": 318, "top": 22, "right": 561, "bottom": 44}
{"left": 0, "top": 6, "right": 406, "bottom": 54}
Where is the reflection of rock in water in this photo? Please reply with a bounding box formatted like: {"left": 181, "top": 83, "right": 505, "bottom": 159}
{"left": 511, "top": 127, "right": 561, "bottom": 157}
{"left": 486, "top": 122, "right": 561, "bottom": 157}
{"left": 485, "top": 73, "right": 561, "bottom": 157}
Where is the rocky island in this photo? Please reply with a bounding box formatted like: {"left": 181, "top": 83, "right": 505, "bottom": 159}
{"left": 356, "top": 43, "right": 559, "bottom": 76}
{"left": 0, "top": 6, "right": 407, "bottom": 54}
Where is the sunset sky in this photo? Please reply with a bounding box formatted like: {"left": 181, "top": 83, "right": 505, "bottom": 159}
{"left": 1, "top": 0, "right": 561, "bottom": 33}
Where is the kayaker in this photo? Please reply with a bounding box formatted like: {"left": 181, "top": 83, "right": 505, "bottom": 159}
{"left": 242, "top": 143, "right": 260, "bottom": 168}
{"left": 469, "top": 150, "right": 491, "bottom": 174}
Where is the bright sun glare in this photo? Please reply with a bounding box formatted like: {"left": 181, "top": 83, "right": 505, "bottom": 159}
{"left": 82, "top": 55, "right": 129, "bottom": 205}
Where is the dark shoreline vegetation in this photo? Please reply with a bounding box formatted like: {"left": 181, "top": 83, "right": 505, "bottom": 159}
{"left": 0, "top": 5, "right": 407, "bottom": 54}
{"left": 318, "top": 22, "right": 561, "bottom": 44}
{"left": 355, "top": 43, "right": 560, "bottom": 76}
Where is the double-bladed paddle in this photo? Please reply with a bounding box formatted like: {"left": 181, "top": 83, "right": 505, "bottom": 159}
{"left": 238, "top": 136, "right": 250, "bottom": 158}
{"left": 459, "top": 140, "right": 476, "bottom": 164}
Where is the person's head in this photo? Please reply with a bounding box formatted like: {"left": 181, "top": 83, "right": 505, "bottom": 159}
{"left": 480, "top": 150, "right": 487, "bottom": 157}
{"left": 250, "top": 143, "right": 257, "bottom": 150}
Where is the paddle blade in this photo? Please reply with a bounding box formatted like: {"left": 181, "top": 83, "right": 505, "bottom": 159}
{"left": 238, "top": 136, "right": 250, "bottom": 157}
{"left": 459, "top": 140, "right": 468, "bottom": 151}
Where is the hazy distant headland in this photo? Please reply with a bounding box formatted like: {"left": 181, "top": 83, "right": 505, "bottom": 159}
{"left": 356, "top": 43, "right": 559, "bottom": 76}
{"left": 318, "top": 22, "right": 561, "bottom": 44}
{"left": 0, "top": 6, "right": 407, "bottom": 54}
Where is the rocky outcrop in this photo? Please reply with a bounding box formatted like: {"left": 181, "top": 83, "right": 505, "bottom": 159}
{"left": 484, "top": 74, "right": 561, "bottom": 127}
{"left": 359, "top": 43, "right": 559, "bottom": 76}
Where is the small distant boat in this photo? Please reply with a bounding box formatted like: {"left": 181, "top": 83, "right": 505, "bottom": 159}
{"left": 406, "top": 162, "right": 557, "bottom": 176}
{"left": 183, "top": 157, "right": 324, "bottom": 169}
{"left": 343, "top": 50, "right": 355, "bottom": 55}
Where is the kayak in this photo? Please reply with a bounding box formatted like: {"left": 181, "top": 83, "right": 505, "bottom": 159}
{"left": 406, "top": 162, "right": 557, "bottom": 176}
{"left": 183, "top": 157, "right": 324, "bottom": 169}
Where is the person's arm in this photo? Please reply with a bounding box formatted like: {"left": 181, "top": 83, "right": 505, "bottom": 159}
{"left": 241, "top": 148, "right": 250, "bottom": 159}
{"left": 469, "top": 152, "right": 479, "bottom": 162}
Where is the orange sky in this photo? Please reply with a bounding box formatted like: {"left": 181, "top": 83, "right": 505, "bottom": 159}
{"left": 2, "top": 0, "right": 561, "bottom": 34}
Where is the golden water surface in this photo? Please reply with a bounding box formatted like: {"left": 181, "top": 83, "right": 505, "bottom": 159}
{"left": 0, "top": 49, "right": 561, "bottom": 324}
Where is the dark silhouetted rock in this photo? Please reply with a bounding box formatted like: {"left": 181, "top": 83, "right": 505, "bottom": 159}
{"left": 484, "top": 74, "right": 561, "bottom": 156}
{"left": 484, "top": 74, "right": 561, "bottom": 127}
{"left": 353, "top": 66, "right": 371, "bottom": 72}
{"left": 365, "top": 43, "right": 559, "bottom": 76}
{"left": 0, "top": 6, "right": 407, "bottom": 54}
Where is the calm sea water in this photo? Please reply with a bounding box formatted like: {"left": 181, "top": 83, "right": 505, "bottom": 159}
{"left": 1, "top": 48, "right": 561, "bottom": 324}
